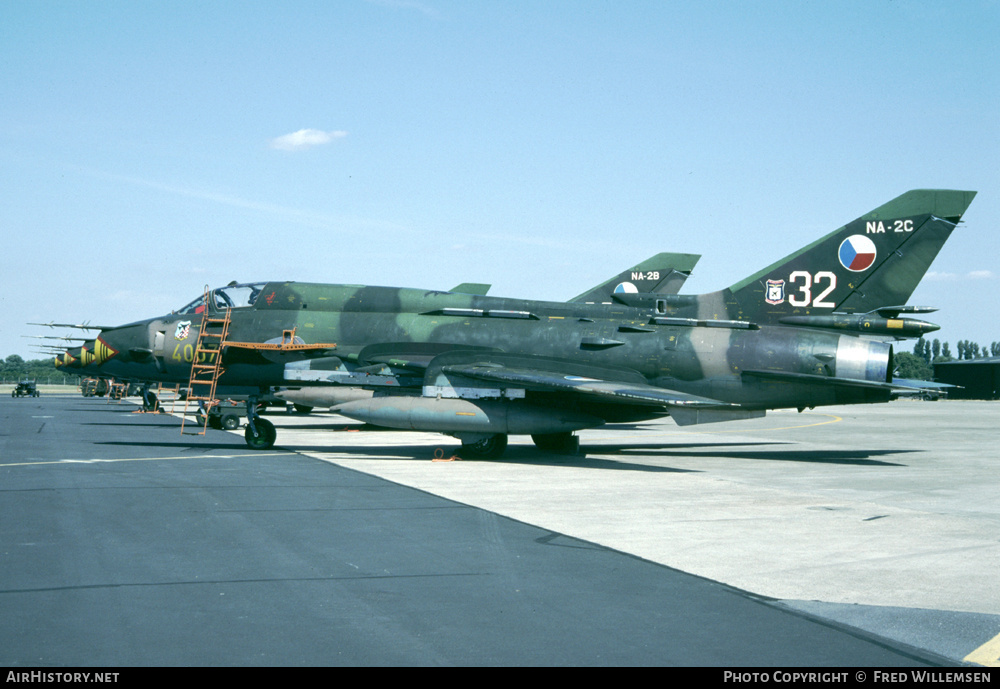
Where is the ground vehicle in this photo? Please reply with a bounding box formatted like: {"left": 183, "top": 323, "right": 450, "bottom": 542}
{"left": 12, "top": 381, "right": 39, "bottom": 398}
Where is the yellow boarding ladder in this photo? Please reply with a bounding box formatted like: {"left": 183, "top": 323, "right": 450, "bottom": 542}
{"left": 180, "top": 288, "right": 232, "bottom": 435}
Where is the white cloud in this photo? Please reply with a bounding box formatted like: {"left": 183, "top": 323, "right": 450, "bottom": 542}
{"left": 925, "top": 271, "right": 958, "bottom": 281}
{"left": 925, "top": 270, "right": 995, "bottom": 281}
{"left": 269, "top": 129, "right": 347, "bottom": 152}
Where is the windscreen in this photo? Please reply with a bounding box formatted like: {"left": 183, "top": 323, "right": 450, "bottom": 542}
{"left": 176, "top": 282, "right": 267, "bottom": 314}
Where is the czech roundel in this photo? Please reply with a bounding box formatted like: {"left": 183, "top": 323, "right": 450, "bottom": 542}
{"left": 838, "top": 235, "right": 877, "bottom": 272}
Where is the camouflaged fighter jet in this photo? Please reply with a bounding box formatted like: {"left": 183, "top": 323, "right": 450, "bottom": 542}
{"left": 38, "top": 261, "right": 699, "bottom": 418}
{"left": 88, "top": 189, "right": 975, "bottom": 457}
{"left": 274, "top": 252, "right": 702, "bottom": 411}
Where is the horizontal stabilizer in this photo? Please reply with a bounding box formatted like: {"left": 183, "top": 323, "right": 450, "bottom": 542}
{"left": 892, "top": 378, "right": 958, "bottom": 390}
{"left": 742, "top": 369, "right": 922, "bottom": 392}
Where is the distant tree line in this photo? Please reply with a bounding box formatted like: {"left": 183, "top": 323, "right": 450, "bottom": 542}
{"left": 894, "top": 338, "right": 1000, "bottom": 381}
{"left": 1, "top": 355, "right": 75, "bottom": 385}
{"left": 911, "top": 338, "right": 1000, "bottom": 364}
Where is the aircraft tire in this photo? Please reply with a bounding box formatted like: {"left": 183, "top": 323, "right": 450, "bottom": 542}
{"left": 293, "top": 404, "right": 314, "bottom": 414}
{"left": 245, "top": 418, "right": 276, "bottom": 450}
{"left": 221, "top": 414, "right": 240, "bottom": 431}
{"left": 531, "top": 432, "right": 579, "bottom": 455}
{"left": 458, "top": 434, "right": 508, "bottom": 459}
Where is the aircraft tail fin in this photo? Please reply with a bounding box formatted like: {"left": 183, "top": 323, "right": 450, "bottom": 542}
{"left": 723, "top": 190, "right": 976, "bottom": 324}
{"left": 570, "top": 252, "right": 700, "bottom": 303}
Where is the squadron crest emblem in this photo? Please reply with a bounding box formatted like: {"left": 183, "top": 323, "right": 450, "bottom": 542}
{"left": 765, "top": 279, "right": 785, "bottom": 305}
{"left": 174, "top": 321, "right": 192, "bottom": 341}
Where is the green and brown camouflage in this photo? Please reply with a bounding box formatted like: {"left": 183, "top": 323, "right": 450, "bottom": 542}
{"left": 264, "top": 253, "right": 703, "bottom": 411}
{"left": 82, "top": 189, "right": 975, "bottom": 456}
{"left": 41, "top": 257, "right": 694, "bottom": 412}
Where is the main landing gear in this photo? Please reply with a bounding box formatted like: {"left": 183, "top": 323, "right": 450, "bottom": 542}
{"left": 456, "top": 432, "right": 580, "bottom": 459}
{"left": 531, "top": 432, "right": 580, "bottom": 455}
{"left": 457, "top": 433, "right": 509, "bottom": 459}
{"left": 244, "top": 395, "right": 276, "bottom": 450}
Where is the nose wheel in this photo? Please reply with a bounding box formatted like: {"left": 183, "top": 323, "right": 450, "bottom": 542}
{"left": 245, "top": 418, "right": 276, "bottom": 449}
{"left": 243, "top": 395, "right": 276, "bottom": 449}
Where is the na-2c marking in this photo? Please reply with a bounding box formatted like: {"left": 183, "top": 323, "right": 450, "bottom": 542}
{"left": 866, "top": 219, "right": 914, "bottom": 234}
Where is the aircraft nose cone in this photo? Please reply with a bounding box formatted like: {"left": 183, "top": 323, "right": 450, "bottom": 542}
{"left": 94, "top": 322, "right": 156, "bottom": 364}
{"left": 93, "top": 334, "right": 120, "bottom": 365}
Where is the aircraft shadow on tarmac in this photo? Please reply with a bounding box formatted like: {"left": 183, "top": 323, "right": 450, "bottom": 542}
{"left": 93, "top": 430, "right": 918, "bottom": 469}
{"left": 263, "top": 441, "right": 703, "bottom": 473}
{"left": 596, "top": 442, "right": 916, "bottom": 466}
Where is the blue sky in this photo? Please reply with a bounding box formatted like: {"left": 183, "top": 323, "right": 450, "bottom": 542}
{"left": 2, "top": 0, "right": 998, "bottom": 361}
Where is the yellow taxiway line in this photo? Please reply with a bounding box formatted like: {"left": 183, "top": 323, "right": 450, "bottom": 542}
{"left": 965, "top": 631, "right": 1000, "bottom": 667}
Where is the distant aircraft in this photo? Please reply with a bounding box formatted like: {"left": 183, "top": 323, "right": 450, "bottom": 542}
{"left": 569, "top": 252, "right": 700, "bottom": 302}
{"left": 71, "top": 189, "right": 976, "bottom": 457}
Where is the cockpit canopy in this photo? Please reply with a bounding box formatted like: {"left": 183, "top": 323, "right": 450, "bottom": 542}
{"left": 176, "top": 282, "right": 268, "bottom": 315}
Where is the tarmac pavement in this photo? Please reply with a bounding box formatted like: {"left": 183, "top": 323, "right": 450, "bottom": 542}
{"left": 2, "top": 393, "right": 997, "bottom": 666}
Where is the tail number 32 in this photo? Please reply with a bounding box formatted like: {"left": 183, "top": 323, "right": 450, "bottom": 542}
{"left": 788, "top": 271, "right": 837, "bottom": 308}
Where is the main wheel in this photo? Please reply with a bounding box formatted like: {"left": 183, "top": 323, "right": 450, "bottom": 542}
{"left": 531, "top": 432, "right": 579, "bottom": 455}
{"left": 458, "top": 434, "right": 508, "bottom": 459}
{"left": 245, "top": 418, "right": 276, "bottom": 450}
